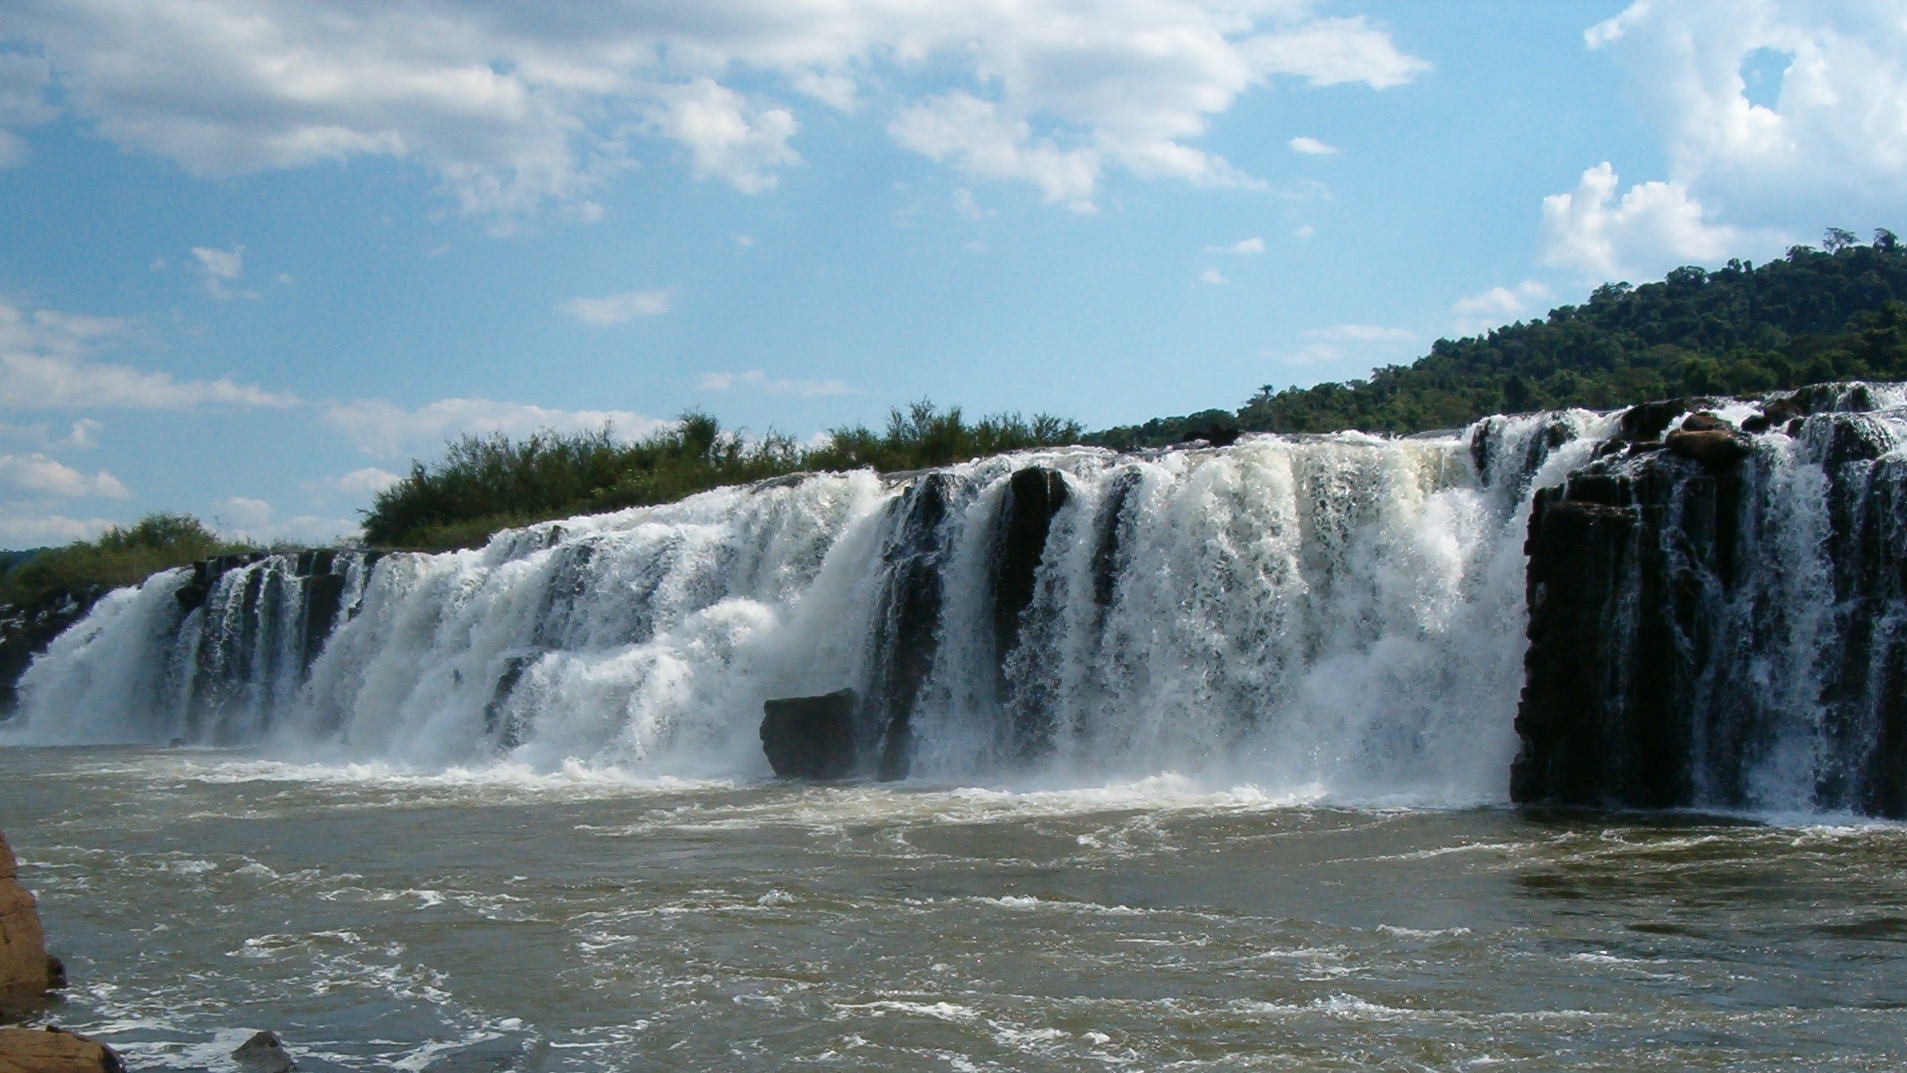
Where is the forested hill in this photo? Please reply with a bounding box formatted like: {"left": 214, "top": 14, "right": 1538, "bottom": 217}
{"left": 1090, "top": 228, "right": 1907, "bottom": 446}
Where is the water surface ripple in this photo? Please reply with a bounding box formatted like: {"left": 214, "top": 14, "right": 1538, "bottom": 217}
{"left": 5, "top": 747, "right": 1904, "bottom": 1071}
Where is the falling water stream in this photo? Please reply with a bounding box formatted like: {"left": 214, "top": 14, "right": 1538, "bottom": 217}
{"left": 5, "top": 401, "right": 1907, "bottom": 1069}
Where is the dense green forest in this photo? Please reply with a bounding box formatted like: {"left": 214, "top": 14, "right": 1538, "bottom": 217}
{"left": 1091, "top": 228, "right": 1907, "bottom": 446}
{"left": 361, "top": 402, "right": 1084, "bottom": 549}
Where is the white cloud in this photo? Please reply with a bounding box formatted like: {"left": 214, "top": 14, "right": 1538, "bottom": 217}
{"left": 191, "top": 245, "right": 242, "bottom": 280}
{"left": 0, "top": 1, "right": 1425, "bottom": 219}
{"left": 1289, "top": 136, "right": 1337, "bottom": 155}
{"left": 890, "top": 92, "right": 1101, "bottom": 212}
{"left": 0, "top": 295, "right": 297, "bottom": 410}
{"left": 1587, "top": 1, "right": 1907, "bottom": 215}
{"left": 191, "top": 244, "right": 244, "bottom": 298}
{"left": 1305, "top": 324, "right": 1414, "bottom": 343}
{"left": 1451, "top": 280, "right": 1554, "bottom": 335}
{"left": 0, "top": 418, "right": 103, "bottom": 451}
{"left": 1199, "top": 268, "right": 1228, "bottom": 285}
{"left": 214, "top": 495, "right": 355, "bottom": 546}
{"left": 1293, "top": 224, "right": 1315, "bottom": 239}
{"left": 1539, "top": 162, "right": 1741, "bottom": 281}
{"left": 1204, "top": 238, "right": 1265, "bottom": 254}
{"left": 322, "top": 397, "right": 669, "bottom": 459}
{"left": 0, "top": 52, "right": 54, "bottom": 168}
{"left": 559, "top": 288, "right": 673, "bottom": 325}
{"left": 0, "top": 452, "right": 128, "bottom": 499}
{"left": 0, "top": 512, "right": 113, "bottom": 548}
{"left": 646, "top": 78, "right": 800, "bottom": 194}
{"left": 314, "top": 467, "right": 404, "bottom": 497}
{"left": 697, "top": 370, "right": 854, "bottom": 397}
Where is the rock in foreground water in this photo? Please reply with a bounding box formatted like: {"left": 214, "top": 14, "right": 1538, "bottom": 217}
{"left": 761, "top": 690, "right": 858, "bottom": 778}
{"left": 0, "top": 1027, "right": 123, "bottom": 1073}
{"left": 231, "top": 1030, "right": 296, "bottom": 1073}
{"left": 0, "top": 831, "right": 51, "bottom": 1010}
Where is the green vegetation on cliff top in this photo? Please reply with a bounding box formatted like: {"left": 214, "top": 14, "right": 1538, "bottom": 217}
{"left": 1092, "top": 228, "right": 1907, "bottom": 446}
{"left": 360, "top": 402, "right": 1086, "bottom": 550}
{"left": 0, "top": 514, "right": 245, "bottom": 611}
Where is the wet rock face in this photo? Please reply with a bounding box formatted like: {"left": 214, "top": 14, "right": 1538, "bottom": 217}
{"left": 760, "top": 689, "right": 858, "bottom": 779}
{"left": 0, "top": 1027, "right": 124, "bottom": 1073}
{"left": 1665, "top": 428, "right": 1754, "bottom": 467}
{"left": 865, "top": 474, "right": 955, "bottom": 781}
{"left": 992, "top": 467, "right": 1072, "bottom": 758}
{"left": 0, "top": 590, "right": 102, "bottom": 718}
{"left": 1515, "top": 411, "right": 1907, "bottom": 816}
{"left": 0, "top": 830, "right": 51, "bottom": 1012}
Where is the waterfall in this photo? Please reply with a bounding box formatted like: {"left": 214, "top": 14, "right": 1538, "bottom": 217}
{"left": 6, "top": 420, "right": 1608, "bottom": 803}
{"left": 22, "top": 387, "right": 1907, "bottom": 815}
{"left": 1513, "top": 383, "right": 1907, "bottom": 817}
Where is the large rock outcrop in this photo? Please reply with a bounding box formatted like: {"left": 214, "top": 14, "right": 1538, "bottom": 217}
{"left": 0, "top": 1028, "right": 123, "bottom": 1073}
{"left": 0, "top": 831, "right": 53, "bottom": 1012}
{"left": 1513, "top": 404, "right": 1907, "bottom": 816}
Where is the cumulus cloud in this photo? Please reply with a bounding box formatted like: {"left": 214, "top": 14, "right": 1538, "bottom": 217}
{"left": 890, "top": 92, "right": 1101, "bottom": 212}
{"left": 697, "top": 370, "right": 854, "bottom": 397}
{"left": 646, "top": 78, "right": 800, "bottom": 193}
{"left": 1451, "top": 280, "right": 1554, "bottom": 335}
{"left": 0, "top": 512, "right": 114, "bottom": 547}
{"left": 214, "top": 495, "right": 355, "bottom": 545}
{"left": 1199, "top": 268, "right": 1229, "bottom": 285}
{"left": 0, "top": 1, "right": 1425, "bottom": 219}
{"left": 1587, "top": 1, "right": 1907, "bottom": 214}
{"left": 323, "top": 397, "right": 669, "bottom": 459}
{"left": 1539, "top": 162, "right": 1741, "bottom": 281}
{"left": 0, "top": 295, "right": 297, "bottom": 410}
{"left": 1288, "top": 136, "right": 1336, "bottom": 155}
{"left": 559, "top": 289, "right": 673, "bottom": 325}
{"left": 0, "top": 452, "right": 128, "bottom": 499}
{"left": 1205, "top": 238, "right": 1265, "bottom": 254}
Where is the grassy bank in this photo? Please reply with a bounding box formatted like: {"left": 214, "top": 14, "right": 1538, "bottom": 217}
{"left": 362, "top": 401, "right": 1085, "bottom": 550}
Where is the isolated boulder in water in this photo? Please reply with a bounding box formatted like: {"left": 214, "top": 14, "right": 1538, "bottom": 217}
{"left": 1665, "top": 429, "right": 1753, "bottom": 467}
{"left": 0, "top": 829, "right": 52, "bottom": 1011}
{"left": 1679, "top": 411, "right": 1734, "bottom": 433}
{"left": 231, "top": 1030, "right": 296, "bottom": 1073}
{"left": 760, "top": 689, "right": 858, "bottom": 778}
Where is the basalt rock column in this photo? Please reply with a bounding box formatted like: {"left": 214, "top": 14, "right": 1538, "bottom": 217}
{"left": 1514, "top": 404, "right": 1907, "bottom": 816}
{"left": 865, "top": 474, "right": 955, "bottom": 780}
{"left": 991, "top": 466, "right": 1070, "bottom": 756}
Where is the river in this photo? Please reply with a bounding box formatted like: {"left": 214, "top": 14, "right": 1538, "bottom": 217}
{"left": 7, "top": 747, "right": 1905, "bottom": 1072}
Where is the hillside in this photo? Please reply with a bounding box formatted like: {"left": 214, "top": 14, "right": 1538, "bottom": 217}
{"left": 1091, "top": 229, "right": 1907, "bottom": 446}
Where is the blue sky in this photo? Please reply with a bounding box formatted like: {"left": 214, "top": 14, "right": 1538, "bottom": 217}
{"left": 2, "top": 0, "right": 1904, "bottom": 547}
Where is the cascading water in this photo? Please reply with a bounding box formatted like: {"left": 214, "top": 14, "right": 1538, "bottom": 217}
{"left": 1514, "top": 383, "right": 1907, "bottom": 817}
{"left": 3, "top": 420, "right": 1602, "bottom": 804}
{"left": 8, "top": 386, "right": 1905, "bottom": 814}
